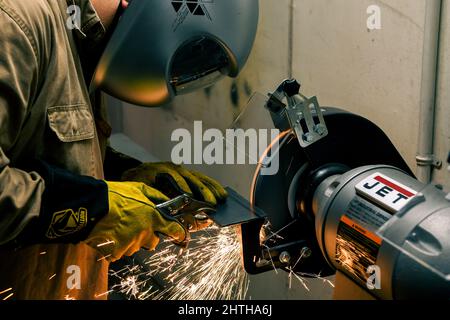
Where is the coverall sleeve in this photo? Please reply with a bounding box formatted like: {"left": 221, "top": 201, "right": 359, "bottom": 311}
{"left": 0, "top": 12, "right": 109, "bottom": 246}
{"left": 0, "top": 10, "right": 44, "bottom": 245}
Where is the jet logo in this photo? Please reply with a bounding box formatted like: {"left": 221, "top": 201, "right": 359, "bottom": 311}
{"left": 356, "top": 173, "right": 417, "bottom": 213}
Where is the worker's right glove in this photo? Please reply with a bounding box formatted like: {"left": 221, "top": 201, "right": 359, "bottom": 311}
{"left": 84, "top": 181, "right": 187, "bottom": 262}
{"left": 121, "top": 162, "right": 228, "bottom": 206}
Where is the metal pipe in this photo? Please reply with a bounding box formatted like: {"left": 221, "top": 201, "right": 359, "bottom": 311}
{"left": 416, "top": 0, "right": 442, "bottom": 183}
{"left": 288, "top": 0, "right": 295, "bottom": 79}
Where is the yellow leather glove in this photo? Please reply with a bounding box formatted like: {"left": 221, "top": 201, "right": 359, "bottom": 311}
{"left": 84, "top": 181, "right": 187, "bottom": 262}
{"left": 121, "top": 162, "right": 228, "bottom": 206}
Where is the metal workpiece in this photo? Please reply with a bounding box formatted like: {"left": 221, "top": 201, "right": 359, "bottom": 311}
{"left": 210, "top": 188, "right": 266, "bottom": 227}
{"left": 313, "top": 165, "right": 450, "bottom": 299}
{"left": 155, "top": 187, "right": 266, "bottom": 249}
{"left": 157, "top": 187, "right": 265, "bottom": 229}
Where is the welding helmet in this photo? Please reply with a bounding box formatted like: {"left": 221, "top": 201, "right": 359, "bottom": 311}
{"left": 93, "top": 0, "right": 259, "bottom": 107}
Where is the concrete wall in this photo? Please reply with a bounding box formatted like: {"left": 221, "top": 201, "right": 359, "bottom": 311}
{"left": 109, "top": 0, "right": 450, "bottom": 299}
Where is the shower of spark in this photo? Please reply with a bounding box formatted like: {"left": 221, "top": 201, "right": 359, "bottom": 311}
{"left": 109, "top": 220, "right": 335, "bottom": 300}
{"left": 2, "top": 293, "right": 14, "bottom": 301}
{"left": 0, "top": 288, "right": 13, "bottom": 301}
{"left": 109, "top": 225, "right": 249, "bottom": 300}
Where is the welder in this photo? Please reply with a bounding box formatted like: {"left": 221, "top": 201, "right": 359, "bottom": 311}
{"left": 0, "top": 0, "right": 257, "bottom": 299}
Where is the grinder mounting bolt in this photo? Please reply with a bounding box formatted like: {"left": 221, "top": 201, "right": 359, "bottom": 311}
{"left": 279, "top": 251, "right": 291, "bottom": 264}
{"left": 301, "top": 247, "right": 312, "bottom": 259}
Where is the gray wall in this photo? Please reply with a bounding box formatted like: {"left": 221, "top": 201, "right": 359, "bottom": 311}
{"left": 109, "top": 0, "right": 450, "bottom": 299}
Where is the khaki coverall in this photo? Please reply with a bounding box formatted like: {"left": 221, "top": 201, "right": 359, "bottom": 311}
{"left": 0, "top": 0, "right": 113, "bottom": 299}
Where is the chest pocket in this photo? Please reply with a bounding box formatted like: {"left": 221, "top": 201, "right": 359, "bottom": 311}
{"left": 47, "top": 105, "right": 95, "bottom": 142}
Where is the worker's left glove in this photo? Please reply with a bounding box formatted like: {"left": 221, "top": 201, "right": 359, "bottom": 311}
{"left": 122, "top": 162, "right": 228, "bottom": 206}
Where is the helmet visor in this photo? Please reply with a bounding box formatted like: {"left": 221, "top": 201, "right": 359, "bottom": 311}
{"left": 170, "top": 37, "right": 231, "bottom": 95}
